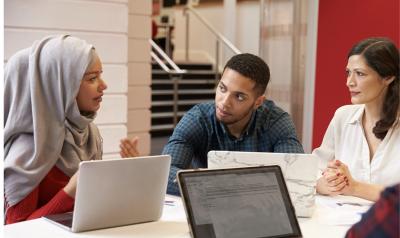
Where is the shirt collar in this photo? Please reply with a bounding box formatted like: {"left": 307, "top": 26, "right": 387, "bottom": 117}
{"left": 219, "top": 110, "right": 257, "bottom": 139}
{"left": 347, "top": 104, "right": 365, "bottom": 125}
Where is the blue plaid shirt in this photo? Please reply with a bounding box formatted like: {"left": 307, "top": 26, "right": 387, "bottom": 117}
{"left": 162, "top": 100, "right": 304, "bottom": 195}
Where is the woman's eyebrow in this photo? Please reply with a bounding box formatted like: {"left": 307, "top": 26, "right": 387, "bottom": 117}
{"left": 84, "top": 70, "right": 103, "bottom": 75}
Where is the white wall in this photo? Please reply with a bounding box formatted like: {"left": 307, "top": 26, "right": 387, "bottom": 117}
{"left": 173, "top": 2, "right": 259, "bottom": 63}
{"left": 4, "top": 0, "right": 152, "bottom": 158}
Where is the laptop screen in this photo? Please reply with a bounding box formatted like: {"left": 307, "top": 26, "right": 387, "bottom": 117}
{"left": 178, "top": 166, "right": 302, "bottom": 238}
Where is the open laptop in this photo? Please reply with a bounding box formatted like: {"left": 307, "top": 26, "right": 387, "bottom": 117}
{"left": 177, "top": 166, "right": 302, "bottom": 238}
{"left": 207, "top": 151, "right": 318, "bottom": 217}
{"left": 43, "top": 155, "right": 171, "bottom": 232}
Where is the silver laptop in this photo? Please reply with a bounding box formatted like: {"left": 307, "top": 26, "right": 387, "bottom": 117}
{"left": 207, "top": 151, "right": 318, "bottom": 217}
{"left": 44, "top": 155, "right": 171, "bottom": 232}
{"left": 177, "top": 166, "right": 302, "bottom": 238}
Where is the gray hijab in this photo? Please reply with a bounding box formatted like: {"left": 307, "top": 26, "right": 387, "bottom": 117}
{"left": 4, "top": 35, "right": 102, "bottom": 207}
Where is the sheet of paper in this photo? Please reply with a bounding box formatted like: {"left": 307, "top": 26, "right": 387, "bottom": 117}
{"left": 315, "top": 195, "right": 372, "bottom": 226}
{"left": 162, "top": 195, "right": 187, "bottom": 222}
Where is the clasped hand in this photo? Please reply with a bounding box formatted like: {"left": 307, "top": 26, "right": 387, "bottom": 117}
{"left": 317, "top": 160, "right": 358, "bottom": 196}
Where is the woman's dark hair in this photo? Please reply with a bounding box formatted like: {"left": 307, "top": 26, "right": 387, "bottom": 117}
{"left": 223, "top": 53, "right": 270, "bottom": 96}
{"left": 348, "top": 37, "right": 400, "bottom": 139}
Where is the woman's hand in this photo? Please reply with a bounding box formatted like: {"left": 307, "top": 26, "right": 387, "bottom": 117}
{"left": 317, "top": 170, "right": 348, "bottom": 196}
{"left": 327, "top": 160, "right": 358, "bottom": 196}
{"left": 317, "top": 160, "right": 349, "bottom": 196}
{"left": 63, "top": 171, "right": 79, "bottom": 198}
{"left": 119, "top": 136, "right": 140, "bottom": 158}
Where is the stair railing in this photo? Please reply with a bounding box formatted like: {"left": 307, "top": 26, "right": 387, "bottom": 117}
{"left": 150, "top": 39, "right": 186, "bottom": 126}
{"left": 183, "top": 5, "right": 242, "bottom": 82}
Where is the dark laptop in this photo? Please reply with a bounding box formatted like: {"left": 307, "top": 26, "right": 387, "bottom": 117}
{"left": 177, "top": 166, "right": 302, "bottom": 238}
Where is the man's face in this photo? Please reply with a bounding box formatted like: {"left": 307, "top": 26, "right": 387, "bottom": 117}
{"left": 215, "top": 68, "right": 265, "bottom": 127}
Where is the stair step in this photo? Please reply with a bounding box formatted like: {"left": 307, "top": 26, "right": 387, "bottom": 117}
{"left": 152, "top": 79, "right": 215, "bottom": 85}
{"left": 152, "top": 99, "right": 212, "bottom": 106}
{"left": 152, "top": 111, "right": 185, "bottom": 118}
{"left": 152, "top": 71, "right": 219, "bottom": 80}
{"left": 152, "top": 62, "right": 213, "bottom": 71}
{"left": 151, "top": 124, "right": 175, "bottom": 131}
{"left": 152, "top": 89, "right": 215, "bottom": 95}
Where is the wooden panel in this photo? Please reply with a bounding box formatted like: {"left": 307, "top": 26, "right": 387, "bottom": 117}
{"left": 128, "top": 38, "right": 151, "bottom": 62}
{"left": 127, "top": 109, "right": 151, "bottom": 132}
{"left": 127, "top": 132, "right": 151, "bottom": 156}
{"left": 129, "top": 15, "right": 151, "bottom": 39}
{"left": 98, "top": 125, "right": 127, "bottom": 154}
{"left": 128, "top": 62, "right": 151, "bottom": 86}
{"left": 103, "top": 64, "right": 128, "bottom": 94}
{"left": 128, "top": 86, "right": 151, "bottom": 109}
{"left": 5, "top": 0, "right": 128, "bottom": 33}
{"left": 4, "top": 29, "right": 127, "bottom": 63}
{"left": 95, "top": 95, "right": 127, "bottom": 124}
{"left": 128, "top": 0, "right": 151, "bottom": 15}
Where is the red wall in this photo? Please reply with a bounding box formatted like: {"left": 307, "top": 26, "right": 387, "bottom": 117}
{"left": 312, "top": 0, "right": 400, "bottom": 148}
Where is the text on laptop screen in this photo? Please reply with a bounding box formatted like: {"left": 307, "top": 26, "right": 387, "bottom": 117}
{"left": 178, "top": 166, "right": 301, "bottom": 238}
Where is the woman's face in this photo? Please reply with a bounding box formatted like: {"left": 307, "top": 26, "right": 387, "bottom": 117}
{"left": 346, "top": 55, "right": 392, "bottom": 106}
{"left": 76, "top": 52, "right": 107, "bottom": 113}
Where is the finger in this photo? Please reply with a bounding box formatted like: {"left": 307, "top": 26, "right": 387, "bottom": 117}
{"left": 331, "top": 179, "right": 347, "bottom": 193}
{"left": 328, "top": 175, "right": 346, "bottom": 187}
{"left": 324, "top": 172, "right": 341, "bottom": 182}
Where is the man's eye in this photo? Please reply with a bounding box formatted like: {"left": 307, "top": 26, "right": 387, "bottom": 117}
{"left": 237, "top": 94, "right": 245, "bottom": 101}
{"left": 219, "top": 85, "right": 226, "bottom": 92}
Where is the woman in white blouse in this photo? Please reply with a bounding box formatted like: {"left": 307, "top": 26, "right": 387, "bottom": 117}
{"left": 313, "top": 37, "right": 399, "bottom": 201}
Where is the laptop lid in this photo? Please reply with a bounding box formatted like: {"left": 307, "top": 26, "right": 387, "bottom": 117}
{"left": 207, "top": 151, "right": 318, "bottom": 217}
{"left": 177, "top": 166, "right": 302, "bottom": 238}
{"left": 45, "top": 155, "right": 171, "bottom": 232}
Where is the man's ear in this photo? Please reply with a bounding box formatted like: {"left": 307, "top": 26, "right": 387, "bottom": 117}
{"left": 384, "top": 76, "right": 395, "bottom": 86}
{"left": 254, "top": 95, "right": 266, "bottom": 109}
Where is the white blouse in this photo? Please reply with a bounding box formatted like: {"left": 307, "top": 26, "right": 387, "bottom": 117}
{"left": 313, "top": 104, "right": 400, "bottom": 186}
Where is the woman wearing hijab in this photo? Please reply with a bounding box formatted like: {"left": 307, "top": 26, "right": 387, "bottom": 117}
{"left": 313, "top": 37, "right": 400, "bottom": 201}
{"left": 4, "top": 35, "right": 107, "bottom": 224}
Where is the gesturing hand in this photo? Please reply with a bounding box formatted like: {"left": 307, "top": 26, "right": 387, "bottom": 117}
{"left": 119, "top": 136, "right": 140, "bottom": 158}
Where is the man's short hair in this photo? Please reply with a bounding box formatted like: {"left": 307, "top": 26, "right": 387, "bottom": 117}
{"left": 223, "top": 53, "right": 270, "bottom": 96}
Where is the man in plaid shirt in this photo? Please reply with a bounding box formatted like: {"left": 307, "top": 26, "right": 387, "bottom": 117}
{"left": 346, "top": 184, "right": 400, "bottom": 238}
{"left": 162, "top": 53, "right": 304, "bottom": 195}
{"left": 120, "top": 53, "right": 304, "bottom": 195}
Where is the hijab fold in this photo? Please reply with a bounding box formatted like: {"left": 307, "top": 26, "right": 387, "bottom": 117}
{"left": 4, "top": 35, "right": 102, "bottom": 207}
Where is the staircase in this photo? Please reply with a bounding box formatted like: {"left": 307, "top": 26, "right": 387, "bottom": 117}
{"left": 151, "top": 62, "right": 219, "bottom": 137}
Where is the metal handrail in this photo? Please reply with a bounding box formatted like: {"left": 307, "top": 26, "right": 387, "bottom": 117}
{"left": 149, "top": 39, "right": 186, "bottom": 74}
{"left": 183, "top": 5, "right": 241, "bottom": 57}
{"left": 150, "top": 39, "right": 186, "bottom": 126}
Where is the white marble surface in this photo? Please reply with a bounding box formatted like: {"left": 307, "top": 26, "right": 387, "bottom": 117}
{"left": 207, "top": 151, "right": 319, "bottom": 217}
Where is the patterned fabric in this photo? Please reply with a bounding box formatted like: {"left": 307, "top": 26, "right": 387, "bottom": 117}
{"left": 162, "top": 100, "right": 304, "bottom": 195}
{"left": 346, "top": 184, "right": 400, "bottom": 238}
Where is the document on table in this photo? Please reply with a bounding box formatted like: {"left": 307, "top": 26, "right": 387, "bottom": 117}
{"left": 162, "top": 195, "right": 187, "bottom": 222}
{"left": 316, "top": 195, "right": 373, "bottom": 226}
